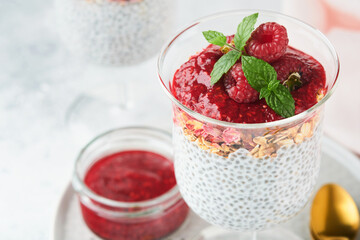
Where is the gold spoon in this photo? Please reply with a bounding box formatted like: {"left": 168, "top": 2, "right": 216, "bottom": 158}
{"left": 310, "top": 183, "right": 360, "bottom": 240}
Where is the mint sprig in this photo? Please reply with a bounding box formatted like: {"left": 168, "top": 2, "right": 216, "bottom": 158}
{"left": 210, "top": 50, "right": 241, "bottom": 85}
{"left": 202, "top": 30, "right": 227, "bottom": 47}
{"left": 202, "top": 13, "right": 258, "bottom": 85}
{"left": 242, "top": 56, "right": 295, "bottom": 118}
{"left": 234, "top": 13, "right": 259, "bottom": 51}
{"left": 267, "top": 84, "right": 296, "bottom": 118}
{"left": 202, "top": 13, "right": 295, "bottom": 118}
{"left": 241, "top": 55, "right": 276, "bottom": 91}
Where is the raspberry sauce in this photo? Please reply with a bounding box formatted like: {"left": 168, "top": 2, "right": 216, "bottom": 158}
{"left": 171, "top": 44, "right": 326, "bottom": 123}
{"left": 80, "top": 150, "right": 189, "bottom": 240}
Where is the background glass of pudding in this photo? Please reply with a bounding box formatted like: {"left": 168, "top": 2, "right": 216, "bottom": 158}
{"left": 72, "top": 127, "right": 189, "bottom": 240}
{"left": 158, "top": 10, "right": 339, "bottom": 240}
{"left": 55, "top": 0, "right": 175, "bottom": 139}
{"left": 56, "top": 0, "right": 174, "bottom": 65}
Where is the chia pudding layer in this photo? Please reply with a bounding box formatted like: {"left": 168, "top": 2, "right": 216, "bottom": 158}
{"left": 171, "top": 99, "right": 324, "bottom": 230}
{"left": 56, "top": 0, "right": 174, "bottom": 65}
{"left": 173, "top": 117, "right": 322, "bottom": 230}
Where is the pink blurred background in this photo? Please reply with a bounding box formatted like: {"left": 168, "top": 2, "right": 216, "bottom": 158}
{"left": 283, "top": 0, "right": 360, "bottom": 155}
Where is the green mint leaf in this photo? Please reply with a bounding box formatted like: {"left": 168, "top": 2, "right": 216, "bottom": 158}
{"left": 234, "top": 13, "right": 258, "bottom": 51}
{"left": 202, "top": 30, "right": 227, "bottom": 47}
{"left": 268, "top": 79, "right": 280, "bottom": 91}
{"left": 259, "top": 88, "right": 271, "bottom": 99}
{"left": 265, "top": 84, "right": 295, "bottom": 118}
{"left": 210, "top": 50, "right": 241, "bottom": 85}
{"left": 242, "top": 55, "right": 295, "bottom": 118}
{"left": 241, "top": 56, "right": 277, "bottom": 91}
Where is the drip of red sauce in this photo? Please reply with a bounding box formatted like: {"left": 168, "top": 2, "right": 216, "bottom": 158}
{"left": 80, "top": 150, "right": 189, "bottom": 240}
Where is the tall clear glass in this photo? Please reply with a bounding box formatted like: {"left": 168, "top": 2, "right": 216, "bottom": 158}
{"left": 56, "top": 0, "right": 174, "bottom": 66}
{"left": 157, "top": 10, "right": 339, "bottom": 240}
{"left": 55, "top": 0, "right": 175, "bottom": 140}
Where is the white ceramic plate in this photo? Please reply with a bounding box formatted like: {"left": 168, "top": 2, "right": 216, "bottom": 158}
{"left": 51, "top": 137, "right": 360, "bottom": 240}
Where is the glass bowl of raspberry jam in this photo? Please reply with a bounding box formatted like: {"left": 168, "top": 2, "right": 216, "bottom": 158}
{"left": 72, "top": 127, "right": 189, "bottom": 240}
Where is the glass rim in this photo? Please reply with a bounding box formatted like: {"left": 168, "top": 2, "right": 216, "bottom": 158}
{"left": 157, "top": 9, "right": 340, "bottom": 129}
{"left": 72, "top": 126, "right": 182, "bottom": 209}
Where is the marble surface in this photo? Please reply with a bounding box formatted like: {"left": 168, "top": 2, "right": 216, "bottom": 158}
{"left": 12, "top": 0, "right": 357, "bottom": 239}
{"left": 54, "top": 139, "right": 360, "bottom": 240}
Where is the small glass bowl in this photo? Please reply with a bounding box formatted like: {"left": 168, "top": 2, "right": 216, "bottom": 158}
{"left": 72, "top": 127, "right": 189, "bottom": 240}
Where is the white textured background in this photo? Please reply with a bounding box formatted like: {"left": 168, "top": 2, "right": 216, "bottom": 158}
{"left": 2, "top": 0, "right": 360, "bottom": 239}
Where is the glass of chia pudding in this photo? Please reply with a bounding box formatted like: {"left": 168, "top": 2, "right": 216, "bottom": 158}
{"left": 158, "top": 10, "right": 339, "bottom": 239}
{"left": 56, "top": 0, "right": 174, "bottom": 66}
{"left": 56, "top": 0, "right": 175, "bottom": 139}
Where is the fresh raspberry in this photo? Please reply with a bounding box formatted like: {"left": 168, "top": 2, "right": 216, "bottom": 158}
{"left": 271, "top": 47, "right": 322, "bottom": 84}
{"left": 271, "top": 54, "right": 309, "bottom": 83}
{"left": 245, "top": 22, "right": 288, "bottom": 63}
{"left": 224, "top": 63, "right": 259, "bottom": 103}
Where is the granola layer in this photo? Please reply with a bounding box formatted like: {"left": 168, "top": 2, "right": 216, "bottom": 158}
{"left": 173, "top": 106, "right": 322, "bottom": 158}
